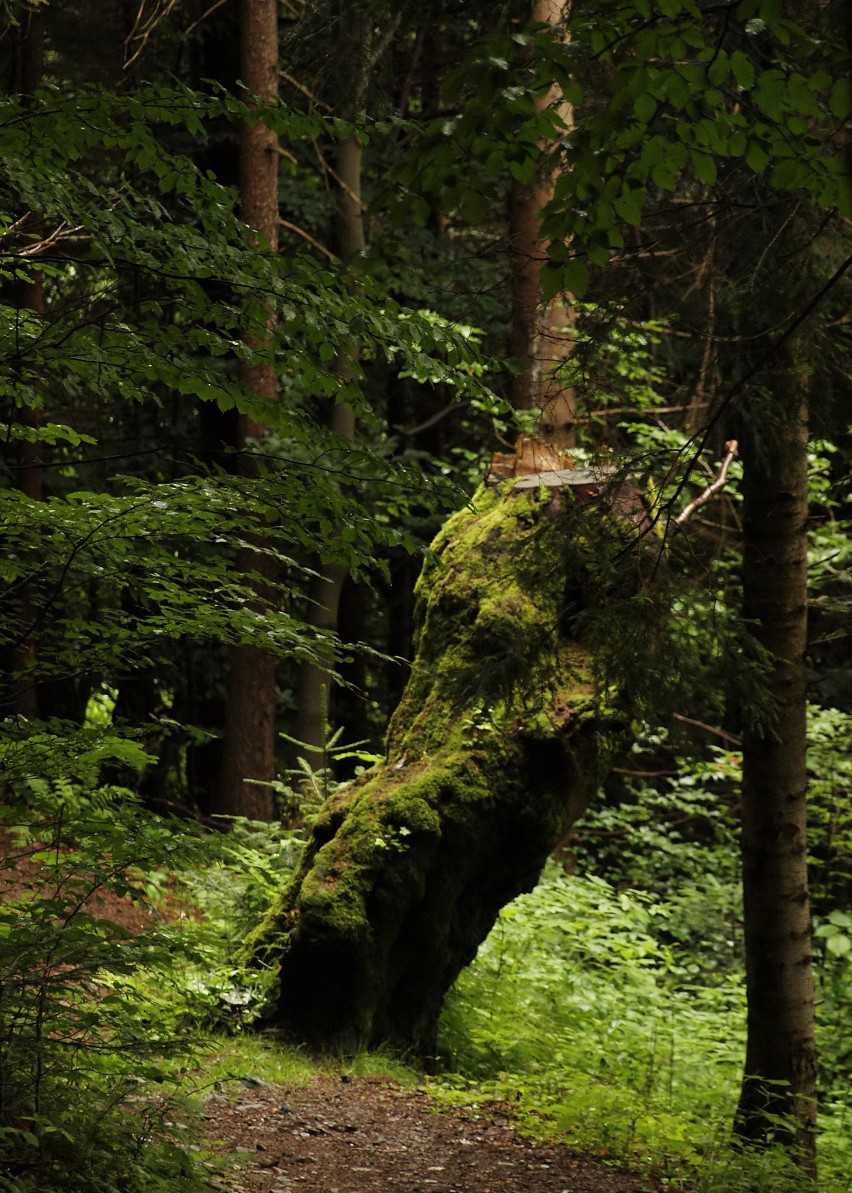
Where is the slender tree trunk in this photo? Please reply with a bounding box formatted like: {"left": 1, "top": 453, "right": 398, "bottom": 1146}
{"left": 735, "top": 344, "right": 817, "bottom": 1175}
{"left": 507, "top": 0, "right": 576, "bottom": 446}
{"left": 293, "top": 16, "right": 367, "bottom": 767}
{"left": 8, "top": 2, "right": 45, "bottom": 720}
{"left": 214, "top": 0, "right": 279, "bottom": 820}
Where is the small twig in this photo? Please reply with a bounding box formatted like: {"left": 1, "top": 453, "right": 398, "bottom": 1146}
{"left": 674, "top": 439, "right": 738, "bottom": 527}
{"left": 611, "top": 767, "right": 680, "bottom": 777}
{"left": 184, "top": 0, "right": 230, "bottom": 37}
{"left": 367, "top": 13, "right": 402, "bottom": 72}
{"left": 14, "top": 221, "right": 85, "bottom": 259}
{"left": 310, "top": 143, "right": 367, "bottom": 212}
{"left": 280, "top": 70, "right": 331, "bottom": 112}
{"left": 577, "top": 402, "right": 710, "bottom": 420}
{"left": 124, "top": 0, "right": 180, "bottom": 70}
{"left": 401, "top": 398, "right": 471, "bottom": 436}
{"left": 278, "top": 218, "right": 336, "bottom": 261}
{"left": 654, "top": 251, "right": 852, "bottom": 537}
{"left": 672, "top": 712, "right": 741, "bottom": 746}
{"left": 0, "top": 212, "right": 37, "bottom": 242}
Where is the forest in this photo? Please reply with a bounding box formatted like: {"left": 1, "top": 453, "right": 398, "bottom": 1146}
{"left": 0, "top": 0, "right": 850, "bottom": 1190}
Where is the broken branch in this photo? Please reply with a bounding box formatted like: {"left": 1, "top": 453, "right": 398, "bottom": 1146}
{"left": 674, "top": 439, "right": 738, "bottom": 527}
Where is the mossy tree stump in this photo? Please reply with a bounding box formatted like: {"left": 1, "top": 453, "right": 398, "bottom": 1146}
{"left": 245, "top": 476, "right": 633, "bottom": 1056}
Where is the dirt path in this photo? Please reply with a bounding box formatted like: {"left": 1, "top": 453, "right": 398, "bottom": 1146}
{"left": 205, "top": 1075, "right": 661, "bottom": 1193}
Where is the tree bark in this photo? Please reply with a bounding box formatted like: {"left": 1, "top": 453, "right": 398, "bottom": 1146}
{"left": 291, "top": 187, "right": 362, "bottom": 765}
{"left": 293, "top": 21, "right": 367, "bottom": 767}
{"left": 508, "top": 0, "right": 576, "bottom": 447}
{"left": 7, "top": 2, "right": 46, "bottom": 720}
{"left": 214, "top": 0, "right": 279, "bottom": 821}
{"left": 244, "top": 472, "right": 632, "bottom": 1055}
{"left": 735, "top": 344, "right": 817, "bottom": 1174}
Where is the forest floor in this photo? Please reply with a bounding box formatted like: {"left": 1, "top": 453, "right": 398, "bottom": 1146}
{"left": 203, "top": 1072, "right": 662, "bottom": 1193}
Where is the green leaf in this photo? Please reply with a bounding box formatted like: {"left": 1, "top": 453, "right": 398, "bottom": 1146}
{"left": 540, "top": 263, "right": 563, "bottom": 303}
{"left": 730, "top": 51, "right": 756, "bottom": 91}
{"left": 826, "top": 933, "right": 851, "bottom": 957}
{"left": 744, "top": 141, "right": 769, "bottom": 174}
{"left": 561, "top": 256, "right": 589, "bottom": 298}
{"left": 829, "top": 79, "right": 850, "bottom": 120}
{"left": 613, "top": 186, "right": 644, "bottom": 227}
{"left": 706, "top": 51, "right": 729, "bottom": 87}
{"left": 460, "top": 189, "right": 490, "bottom": 224}
{"left": 753, "top": 69, "right": 786, "bottom": 120}
{"left": 769, "top": 158, "right": 806, "bottom": 190}
{"left": 690, "top": 150, "right": 717, "bottom": 185}
{"left": 633, "top": 92, "right": 657, "bottom": 125}
{"left": 508, "top": 157, "right": 537, "bottom": 186}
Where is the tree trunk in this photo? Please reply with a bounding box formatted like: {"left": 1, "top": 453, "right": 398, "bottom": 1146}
{"left": 293, "top": 56, "right": 366, "bottom": 766}
{"left": 214, "top": 0, "right": 279, "bottom": 821}
{"left": 735, "top": 345, "right": 817, "bottom": 1174}
{"left": 508, "top": 0, "right": 576, "bottom": 447}
{"left": 244, "top": 470, "right": 633, "bottom": 1055}
{"left": 7, "top": 2, "right": 45, "bottom": 720}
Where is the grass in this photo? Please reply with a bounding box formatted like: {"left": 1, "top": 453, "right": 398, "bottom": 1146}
{"left": 433, "top": 862, "right": 852, "bottom": 1193}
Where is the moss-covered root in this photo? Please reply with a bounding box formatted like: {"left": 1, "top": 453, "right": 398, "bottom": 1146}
{"left": 247, "top": 482, "right": 622, "bottom": 1056}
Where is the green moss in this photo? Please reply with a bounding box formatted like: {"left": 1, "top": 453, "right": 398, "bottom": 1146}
{"left": 265, "top": 481, "right": 604, "bottom": 940}
{"left": 386, "top": 483, "right": 587, "bottom": 762}
{"left": 245, "top": 479, "right": 631, "bottom": 1053}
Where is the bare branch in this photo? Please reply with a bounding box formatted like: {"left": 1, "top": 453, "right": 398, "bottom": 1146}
{"left": 1, "top": 220, "right": 86, "bottom": 260}
{"left": 184, "top": 0, "right": 230, "bottom": 38}
{"left": 672, "top": 711, "right": 741, "bottom": 745}
{"left": 124, "top": 0, "right": 180, "bottom": 71}
{"left": 674, "top": 439, "right": 738, "bottom": 527}
{"left": 278, "top": 218, "right": 335, "bottom": 262}
{"left": 280, "top": 70, "right": 332, "bottom": 112}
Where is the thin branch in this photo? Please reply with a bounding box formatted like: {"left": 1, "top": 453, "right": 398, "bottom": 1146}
{"left": 280, "top": 70, "right": 331, "bottom": 112}
{"left": 14, "top": 221, "right": 85, "bottom": 259}
{"left": 184, "top": 0, "right": 230, "bottom": 37}
{"left": 672, "top": 712, "right": 742, "bottom": 746}
{"left": 367, "top": 13, "right": 403, "bottom": 73}
{"left": 577, "top": 402, "right": 710, "bottom": 419}
{"left": 674, "top": 439, "right": 738, "bottom": 527}
{"left": 401, "top": 398, "right": 472, "bottom": 436}
{"left": 278, "top": 218, "right": 336, "bottom": 261}
{"left": 650, "top": 251, "right": 852, "bottom": 543}
{"left": 124, "top": 0, "right": 180, "bottom": 71}
{"left": 310, "top": 143, "right": 367, "bottom": 212}
{"left": 611, "top": 767, "right": 680, "bottom": 777}
{"left": 0, "top": 212, "right": 38, "bottom": 242}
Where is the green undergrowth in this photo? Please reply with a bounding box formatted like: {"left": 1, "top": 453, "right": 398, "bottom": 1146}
{"left": 435, "top": 862, "right": 751, "bottom": 1187}
{"left": 0, "top": 775, "right": 297, "bottom": 1193}
{"left": 433, "top": 709, "right": 852, "bottom": 1193}
{"left": 0, "top": 769, "right": 423, "bottom": 1192}
{"left": 4, "top": 712, "right": 851, "bottom": 1192}
{"left": 0, "top": 787, "right": 214, "bottom": 1192}
{"left": 202, "top": 1034, "right": 419, "bottom": 1089}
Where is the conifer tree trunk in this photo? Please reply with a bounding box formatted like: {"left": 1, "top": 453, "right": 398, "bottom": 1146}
{"left": 8, "top": 2, "right": 45, "bottom": 720}
{"left": 507, "top": 0, "right": 576, "bottom": 446}
{"left": 735, "top": 344, "right": 817, "bottom": 1174}
{"left": 293, "top": 6, "right": 368, "bottom": 767}
{"left": 214, "top": 0, "right": 279, "bottom": 820}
